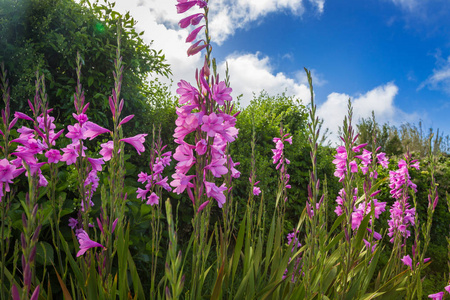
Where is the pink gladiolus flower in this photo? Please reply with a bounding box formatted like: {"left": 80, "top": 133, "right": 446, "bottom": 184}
{"left": 212, "top": 81, "right": 232, "bottom": 105}
{"left": 197, "top": 200, "right": 210, "bottom": 213}
{"left": 66, "top": 123, "right": 86, "bottom": 141}
{"left": 14, "top": 111, "right": 33, "bottom": 121}
{"left": 68, "top": 217, "right": 78, "bottom": 229}
{"left": 137, "top": 188, "right": 149, "bottom": 201}
{"left": 253, "top": 186, "right": 261, "bottom": 196}
{"left": 45, "top": 149, "right": 62, "bottom": 163}
{"left": 170, "top": 173, "right": 195, "bottom": 194}
{"left": 204, "top": 157, "right": 228, "bottom": 177}
{"left": 204, "top": 181, "right": 227, "bottom": 208}
{"left": 187, "top": 40, "right": 208, "bottom": 56}
{"left": 195, "top": 139, "right": 207, "bottom": 155}
{"left": 173, "top": 142, "right": 196, "bottom": 174}
{"left": 179, "top": 13, "right": 204, "bottom": 28}
{"left": 401, "top": 255, "right": 413, "bottom": 270}
{"left": 186, "top": 25, "right": 205, "bottom": 43}
{"left": 176, "top": 1, "right": 198, "bottom": 13}
{"left": 428, "top": 292, "right": 444, "bottom": 300}
{"left": 201, "top": 113, "right": 224, "bottom": 137}
{"left": 84, "top": 121, "right": 111, "bottom": 140}
{"left": 146, "top": 192, "right": 159, "bottom": 206}
{"left": 60, "top": 144, "right": 80, "bottom": 165}
{"left": 377, "top": 152, "right": 389, "bottom": 168}
{"left": 177, "top": 80, "right": 199, "bottom": 104}
{"left": 100, "top": 141, "right": 114, "bottom": 161}
{"left": 445, "top": 285, "right": 450, "bottom": 294}
{"left": 75, "top": 229, "right": 104, "bottom": 257}
{"left": 121, "top": 134, "right": 147, "bottom": 155}
{"left": 87, "top": 157, "right": 105, "bottom": 172}
{"left": 119, "top": 115, "right": 134, "bottom": 126}
{"left": 0, "top": 158, "right": 17, "bottom": 185}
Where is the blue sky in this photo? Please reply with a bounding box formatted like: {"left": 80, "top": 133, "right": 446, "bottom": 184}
{"left": 109, "top": 0, "right": 450, "bottom": 143}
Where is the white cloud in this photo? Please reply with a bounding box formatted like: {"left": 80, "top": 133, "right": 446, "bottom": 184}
{"left": 219, "top": 52, "right": 311, "bottom": 107}
{"left": 318, "top": 83, "right": 419, "bottom": 144}
{"left": 419, "top": 56, "right": 450, "bottom": 95}
{"left": 388, "top": 0, "right": 419, "bottom": 11}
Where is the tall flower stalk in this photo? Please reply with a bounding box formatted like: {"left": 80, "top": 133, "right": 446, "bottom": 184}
{"left": 171, "top": 0, "right": 239, "bottom": 297}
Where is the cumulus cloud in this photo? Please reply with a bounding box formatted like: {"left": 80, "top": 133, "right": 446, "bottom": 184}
{"left": 208, "top": 0, "right": 323, "bottom": 44}
{"left": 418, "top": 55, "right": 450, "bottom": 95}
{"left": 318, "top": 83, "right": 419, "bottom": 144}
{"left": 219, "top": 52, "right": 311, "bottom": 107}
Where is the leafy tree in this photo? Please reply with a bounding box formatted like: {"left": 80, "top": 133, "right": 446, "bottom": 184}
{"left": 0, "top": 0, "right": 170, "bottom": 131}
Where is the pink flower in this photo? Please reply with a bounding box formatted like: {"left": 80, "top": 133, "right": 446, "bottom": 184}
{"left": 253, "top": 186, "right": 261, "bottom": 196}
{"left": 100, "top": 141, "right": 114, "bottom": 161}
{"left": 45, "top": 149, "right": 62, "bottom": 163}
{"left": 87, "top": 157, "right": 105, "bottom": 172}
{"left": 66, "top": 123, "right": 86, "bottom": 141}
{"left": 401, "top": 255, "right": 413, "bottom": 270}
{"left": 137, "top": 187, "right": 149, "bottom": 201}
{"left": 376, "top": 152, "right": 389, "bottom": 168}
{"left": 177, "top": 80, "right": 199, "bottom": 104}
{"left": 75, "top": 229, "right": 104, "bottom": 257}
{"left": 68, "top": 217, "right": 78, "bottom": 229}
{"left": 201, "top": 113, "right": 224, "bottom": 137}
{"left": 195, "top": 139, "right": 208, "bottom": 155}
{"left": 173, "top": 142, "right": 196, "bottom": 174}
{"left": 428, "top": 292, "right": 444, "bottom": 300}
{"left": 187, "top": 40, "right": 208, "bottom": 56}
{"left": 204, "top": 181, "right": 227, "bottom": 208}
{"left": 204, "top": 157, "right": 228, "bottom": 177}
{"left": 179, "top": 13, "right": 204, "bottom": 28}
{"left": 170, "top": 173, "right": 195, "bottom": 194}
{"left": 60, "top": 143, "right": 80, "bottom": 165}
{"left": 84, "top": 121, "right": 111, "bottom": 140}
{"left": 146, "top": 192, "right": 159, "bottom": 206}
{"left": 186, "top": 25, "right": 205, "bottom": 43}
{"left": 0, "top": 158, "right": 17, "bottom": 185}
{"left": 212, "top": 81, "right": 232, "bottom": 105}
{"left": 121, "top": 134, "right": 147, "bottom": 155}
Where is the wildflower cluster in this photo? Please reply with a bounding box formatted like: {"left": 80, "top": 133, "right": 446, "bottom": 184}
{"left": 272, "top": 129, "right": 292, "bottom": 201}
{"left": 171, "top": 0, "right": 239, "bottom": 211}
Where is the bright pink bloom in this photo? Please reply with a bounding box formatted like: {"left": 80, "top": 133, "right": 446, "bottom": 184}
{"left": 204, "top": 181, "right": 227, "bottom": 208}
{"left": 121, "top": 134, "right": 147, "bottom": 155}
{"left": 100, "top": 141, "right": 114, "bottom": 161}
{"left": 61, "top": 143, "right": 80, "bottom": 165}
{"left": 170, "top": 173, "right": 195, "bottom": 194}
{"left": 401, "top": 255, "right": 413, "bottom": 270}
{"left": 195, "top": 139, "right": 208, "bottom": 155}
{"left": 253, "top": 186, "right": 261, "bottom": 196}
{"left": 75, "top": 229, "right": 104, "bottom": 257}
{"left": 187, "top": 40, "right": 208, "bottom": 56}
{"left": 377, "top": 152, "right": 389, "bottom": 168}
{"left": 156, "top": 176, "right": 172, "bottom": 192}
{"left": 428, "top": 292, "right": 444, "bottom": 300}
{"left": 146, "top": 192, "right": 159, "bottom": 206}
{"left": 84, "top": 121, "right": 111, "bottom": 140}
{"left": 66, "top": 123, "right": 86, "bottom": 141}
{"left": 204, "top": 157, "right": 228, "bottom": 177}
{"left": 14, "top": 111, "right": 33, "bottom": 121}
{"left": 137, "top": 187, "right": 149, "bottom": 201}
{"left": 0, "top": 158, "right": 16, "bottom": 185}
{"left": 173, "top": 142, "right": 196, "bottom": 174}
{"left": 186, "top": 25, "right": 205, "bottom": 43}
{"left": 179, "top": 13, "right": 204, "bottom": 28}
{"left": 212, "top": 81, "right": 232, "bottom": 105}
{"left": 73, "top": 113, "right": 88, "bottom": 124}
{"left": 119, "top": 115, "right": 134, "bottom": 126}
{"left": 445, "top": 285, "right": 450, "bottom": 294}
{"left": 87, "top": 157, "right": 105, "bottom": 172}
{"left": 177, "top": 80, "right": 199, "bottom": 104}
{"left": 201, "top": 113, "right": 224, "bottom": 137}
{"left": 45, "top": 149, "right": 62, "bottom": 163}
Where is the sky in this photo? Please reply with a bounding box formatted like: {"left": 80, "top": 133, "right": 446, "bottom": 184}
{"left": 105, "top": 0, "right": 450, "bottom": 144}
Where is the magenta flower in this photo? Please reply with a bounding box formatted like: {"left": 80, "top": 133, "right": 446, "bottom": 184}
{"left": 173, "top": 142, "right": 196, "bottom": 174}
{"left": 204, "top": 181, "right": 227, "bottom": 208}
{"left": 428, "top": 292, "right": 444, "bottom": 300}
{"left": 121, "top": 134, "right": 147, "bottom": 155}
{"left": 60, "top": 143, "right": 80, "bottom": 165}
{"left": 201, "top": 113, "right": 224, "bottom": 137}
{"left": 146, "top": 192, "right": 159, "bottom": 206}
{"left": 212, "top": 81, "right": 232, "bottom": 105}
{"left": 170, "top": 173, "right": 195, "bottom": 194}
{"left": 186, "top": 25, "right": 205, "bottom": 43}
{"left": 204, "top": 157, "right": 228, "bottom": 177}
{"left": 45, "top": 149, "right": 62, "bottom": 163}
{"left": 401, "top": 255, "right": 413, "bottom": 270}
{"left": 0, "top": 158, "right": 17, "bottom": 185}
{"left": 68, "top": 217, "right": 78, "bottom": 229}
{"left": 187, "top": 40, "right": 208, "bottom": 56}
{"left": 75, "top": 229, "right": 104, "bottom": 257}
{"left": 179, "top": 13, "right": 204, "bottom": 28}
{"left": 66, "top": 123, "right": 86, "bottom": 141}
{"left": 253, "top": 186, "right": 261, "bottom": 196}
{"left": 100, "top": 141, "right": 114, "bottom": 161}
{"left": 87, "top": 157, "right": 105, "bottom": 172}
{"left": 84, "top": 121, "right": 111, "bottom": 140}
